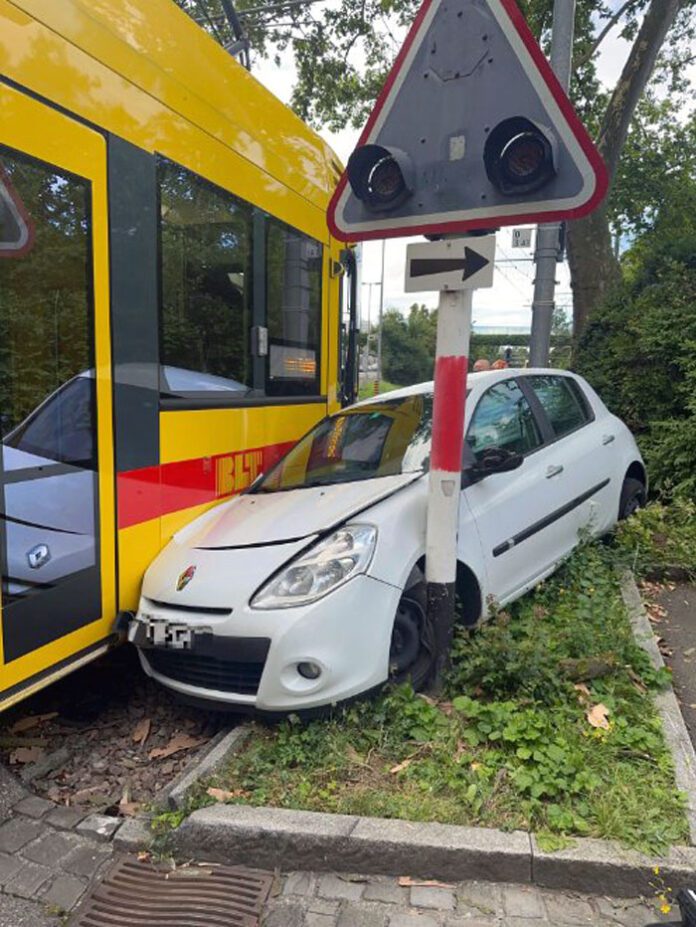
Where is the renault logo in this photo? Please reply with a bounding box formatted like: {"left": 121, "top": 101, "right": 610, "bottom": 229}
{"left": 176, "top": 565, "right": 196, "bottom": 592}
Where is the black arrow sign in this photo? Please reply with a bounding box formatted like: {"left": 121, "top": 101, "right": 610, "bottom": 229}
{"left": 410, "top": 246, "right": 490, "bottom": 282}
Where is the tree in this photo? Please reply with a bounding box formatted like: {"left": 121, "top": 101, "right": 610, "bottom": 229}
{"left": 177, "top": 0, "right": 696, "bottom": 335}
{"left": 380, "top": 303, "right": 437, "bottom": 385}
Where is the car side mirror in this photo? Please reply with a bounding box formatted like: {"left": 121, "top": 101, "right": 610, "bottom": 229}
{"left": 465, "top": 447, "right": 523, "bottom": 483}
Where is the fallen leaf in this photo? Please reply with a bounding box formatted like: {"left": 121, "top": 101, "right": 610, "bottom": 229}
{"left": 586, "top": 703, "right": 610, "bottom": 730}
{"left": 132, "top": 718, "right": 151, "bottom": 745}
{"left": 439, "top": 701, "right": 454, "bottom": 716}
{"left": 9, "top": 713, "right": 58, "bottom": 735}
{"left": 390, "top": 758, "right": 412, "bottom": 775}
{"left": 9, "top": 746, "right": 44, "bottom": 765}
{"left": 206, "top": 787, "right": 244, "bottom": 802}
{"left": 137, "top": 851, "right": 151, "bottom": 862}
{"left": 574, "top": 683, "right": 591, "bottom": 703}
{"left": 685, "top": 648, "right": 696, "bottom": 658}
{"left": 119, "top": 801, "right": 141, "bottom": 817}
{"left": 149, "top": 732, "right": 206, "bottom": 760}
{"left": 398, "top": 877, "right": 454, "bottom": 889}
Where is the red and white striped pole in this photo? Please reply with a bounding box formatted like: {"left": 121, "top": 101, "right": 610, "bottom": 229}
{"left": 425, "top": 287, "right": 472, "bottom": 691}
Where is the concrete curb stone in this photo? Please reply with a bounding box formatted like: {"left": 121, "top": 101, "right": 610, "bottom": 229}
{"left": 156, "top": 724, "right": 252, "bottom": 811}
{"left": 620, "top": 571, "right": 696, "bottom": 843}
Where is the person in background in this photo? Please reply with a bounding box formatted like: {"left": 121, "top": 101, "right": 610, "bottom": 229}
{"left": 491, "top": 358, "right": 508, "bottom": 370}
{"left": 473, "top": 358, "right": 491, "bottom": 372}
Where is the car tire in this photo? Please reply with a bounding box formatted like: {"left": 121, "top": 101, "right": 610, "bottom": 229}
{"left": 389, "top": 571, "right": 434, "bottom": 690}
{"left": 619, "top": 476, "right": 646, "bottom": 520}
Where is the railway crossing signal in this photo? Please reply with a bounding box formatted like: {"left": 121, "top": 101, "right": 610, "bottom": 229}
{"left": 0, "top": 168, "right": 34, "bottom": 258}
{"left": 327, "top": 0, "right": 607, "bottom": 242}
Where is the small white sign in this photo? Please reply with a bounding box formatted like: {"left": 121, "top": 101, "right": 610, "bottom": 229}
{"left": 511, "top": 227, "right": 533, "bottom": 248}
{"left": 405, "top": 236, "right": 496, "bottom": 293}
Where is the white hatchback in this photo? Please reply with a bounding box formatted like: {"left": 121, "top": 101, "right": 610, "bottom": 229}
{"left": 130, "top": 369, "right": 646, "bottom": 714}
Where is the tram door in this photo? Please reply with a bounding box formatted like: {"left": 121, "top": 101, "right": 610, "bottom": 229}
{"left": 0, "top": 84, "right": 116, "bottom": 702}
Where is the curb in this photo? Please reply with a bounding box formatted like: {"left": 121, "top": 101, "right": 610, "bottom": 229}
{"left": 170, "top": 804, "right": 696, "bottom": 897}
{"left": 156, "top": 725, "right": 252, "bottom": 811}
{"left": 620, "top": 571, "right": 696, "bottom": 843}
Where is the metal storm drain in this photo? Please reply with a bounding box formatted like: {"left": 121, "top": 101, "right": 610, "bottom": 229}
{"left": 70, "top": 855, "right": 275, "bottom": 927}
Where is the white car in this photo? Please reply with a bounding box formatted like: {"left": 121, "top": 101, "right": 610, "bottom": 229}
{"left": 130, "top": 369, "right": 647, "bottom": 714}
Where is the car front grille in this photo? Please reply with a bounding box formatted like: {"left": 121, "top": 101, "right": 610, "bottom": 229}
{"left": 146, "top": 643, "right": 270, "bottom": 696}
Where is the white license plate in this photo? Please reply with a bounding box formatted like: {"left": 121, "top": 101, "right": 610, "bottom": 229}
{"left": 145, "top": 617, "right": 194, "bottom": 650}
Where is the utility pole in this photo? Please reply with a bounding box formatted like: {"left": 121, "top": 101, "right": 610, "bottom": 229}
{"left": 376, "top": 239, "right": 386, "bottom": 390}
{"left": 528, "top": 0, "right": 576, "bottom": 367}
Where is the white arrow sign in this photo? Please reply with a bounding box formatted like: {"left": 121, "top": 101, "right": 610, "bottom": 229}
{"left": 405, "top": 236, "right": 495, "bottom": 292}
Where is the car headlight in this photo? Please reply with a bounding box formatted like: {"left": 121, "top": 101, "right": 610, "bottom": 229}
{"left": 250, "top": 524, "right": 377, "bottom": 609}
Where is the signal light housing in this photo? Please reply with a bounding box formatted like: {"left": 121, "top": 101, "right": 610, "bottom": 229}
{"left": 346, "top": 145, "right": 414, "bottom": 212}
{"left": 484, "top": 117, "right": 556, "bottom": 196}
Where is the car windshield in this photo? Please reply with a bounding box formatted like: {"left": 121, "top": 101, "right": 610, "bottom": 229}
{"left": 253, "top": 394, "right": 433, "bottom": 492}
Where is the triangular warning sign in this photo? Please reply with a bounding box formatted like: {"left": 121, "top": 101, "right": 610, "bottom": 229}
{"left": 328, "top": 0, "right": 608, "bottom": 242}
{"left": 0, "top": 166, "right": 35, "bottom": 258}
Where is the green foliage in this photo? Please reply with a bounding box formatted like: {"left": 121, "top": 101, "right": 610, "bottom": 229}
{"left": 614, "top": 499, "right": 696, "bottom": 581}
{"left": 576, "top": 180, "right": 696, "bottom": 500}
{"left": 380, "top": 304, "right": 437, "bottom": 386}
{"left": 201, "top": 540, "right": 687, "bottom": 853}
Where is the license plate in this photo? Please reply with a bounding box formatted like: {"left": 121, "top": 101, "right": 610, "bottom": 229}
{"left": 144, "top": 617, "right": 194, "bottom": 650}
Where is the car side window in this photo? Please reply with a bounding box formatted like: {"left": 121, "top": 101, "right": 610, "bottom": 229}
{"left": 526, "top": 375, "right": 590, "bottom": 438}
{"left": 467, "top": 380, "right": 543, "bottom": 459}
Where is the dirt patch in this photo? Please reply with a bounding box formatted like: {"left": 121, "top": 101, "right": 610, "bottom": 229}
{"left": 0, "top": 645, "right": 238, "bottom": 816}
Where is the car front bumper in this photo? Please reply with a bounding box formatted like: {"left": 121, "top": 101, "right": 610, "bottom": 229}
{"left": 130, "top": 573, "right": 401, "bottom": 712}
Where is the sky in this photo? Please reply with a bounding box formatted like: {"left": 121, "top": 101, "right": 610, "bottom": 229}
{"left": 251, "top": 7, "right": 695, "bottom": 333}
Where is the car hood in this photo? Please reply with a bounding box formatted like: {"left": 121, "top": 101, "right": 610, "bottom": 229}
{"left": 179, "top": 473, "right": 422, "bottom": 549}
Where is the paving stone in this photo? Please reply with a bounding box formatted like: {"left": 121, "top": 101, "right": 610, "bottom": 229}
{"left": 306, "top": 915, "right": 336, "bottom": 927}
{"left": 4, "top": 860, "right": 53, "bottom": 898}
{"left": 23, "top": 830, "right": 81, "bottom": 866}
{"left": 13, "top": 796, "right": 55, "bottom": 820}
{"left": 503, "top": 919, "right": 547, "bottom": 927}
{"left": 444, "top": 918, "right": 498, "bottom": 927}
{"left": 595, "top": 897, "right": 663, "bottom": 927}
{"left": 309, "top": 899, "right": 341, "bottom": 915}
{"left": 0, "top": 892, "right": 60, "bottom": 927}
{"left": 542, "top": 891, "right": 596, "bottom": 924}
{"left": 0, "top": 853, "right": 22, "bottom": 886}
{"left": 363, "top": 879, "right": 409, "bottom": 905}
{"left": 410, "top": 885, "right": 456, "bottom": 911}
{"left": 262, "top": 899, "right": 307, "bottom": 927}
{"left": 284, "top": 871, "right": 317, "bottom": 896}
{"left": 318, "top": 873, "right": 366, "bottom": 901}
{"left": 45, "top": 807, "right": 88, "bottom": 831}
{"left": 76, "top": 814, "right": 121, "bottom": 842}
{"left": 0, "top": 817, "right": 44, "bottom": 853}
{"left": 337, "top": 902, "right": 389, "bottom": 926}
{"left": 41, "top": 873, "right": 87, "bottom": 912}
{"left": 62, "top": 842, "right": 112, "bottom": 879}
{"left": 501, "top": 885, "right": 545, "bottom": 919}
{"left": 388, "top": 913, "right": 440, "bottom": 927}
{"left": 456, "top": 881, "right": 503, "bottom": 916}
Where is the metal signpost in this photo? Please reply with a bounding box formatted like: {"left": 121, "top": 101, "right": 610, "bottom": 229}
{"left": 327, "top": 0, "right": 608, "bottom": 690}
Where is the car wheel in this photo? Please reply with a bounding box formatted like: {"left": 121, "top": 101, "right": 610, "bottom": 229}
{"left": 619, "top": 476, "right": 646, "bottom": 520}
{"left": 389, "top": 577, "right": 434, "bottom": 690}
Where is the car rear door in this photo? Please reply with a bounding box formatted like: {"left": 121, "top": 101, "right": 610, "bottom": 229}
{"left": 519, "top": 374, "right": 616, "bottom": 540}
{"left": 461, "top": 377, "right": 572, "bottom": 606}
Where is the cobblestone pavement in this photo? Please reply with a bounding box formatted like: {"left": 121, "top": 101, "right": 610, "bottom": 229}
{"left": 0, "top": 765, "right": 116, "bottom": 924}
{"left": 263, "top": 871, "right": 669, "bottom": 927}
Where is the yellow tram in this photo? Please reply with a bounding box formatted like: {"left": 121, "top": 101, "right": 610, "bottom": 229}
{"left": 0, "top": 0, "right": 352, "bottom": 711}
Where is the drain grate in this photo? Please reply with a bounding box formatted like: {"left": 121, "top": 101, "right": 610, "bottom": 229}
{"left": 70, "top": 856, "right": 275, "bottom": 927}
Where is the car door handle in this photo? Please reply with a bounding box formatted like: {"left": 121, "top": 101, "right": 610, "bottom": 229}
{"left": 546, "top": 465, "right": 564, "bottom": 478}
{"left": 602, "top": 434, "right": 615, "bottom": 445}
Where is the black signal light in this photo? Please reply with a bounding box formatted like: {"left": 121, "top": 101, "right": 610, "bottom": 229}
{"left": 484, "top": 117, "right": 556, "bottom": 195}
{"left": 346, "top": 144, "right": 413, "bottom": 212}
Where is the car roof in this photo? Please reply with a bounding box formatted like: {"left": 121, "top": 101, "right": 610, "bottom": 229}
{"left": 349, "top": 368, "right": 582, "bottom": 409}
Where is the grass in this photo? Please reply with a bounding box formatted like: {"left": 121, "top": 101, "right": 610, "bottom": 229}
{"left": 193, "top": 533, "right": 689, "bottom": 855}
{"left": 358, "top": 379, "right": 400, "bottom": 400}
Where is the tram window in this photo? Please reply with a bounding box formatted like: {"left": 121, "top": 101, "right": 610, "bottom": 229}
{"left": 266, "top": 221, "right": 322, "bottom": 397}
{"left": 159, "top": 160, "right": 253, "bottom": 395}
{"left": 0, "top": 148, "right": 95, "bottom": 458}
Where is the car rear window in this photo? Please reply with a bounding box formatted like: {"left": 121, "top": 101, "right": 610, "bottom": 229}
{"left": 527, "top": 375, "right": 591, "bottom": 438}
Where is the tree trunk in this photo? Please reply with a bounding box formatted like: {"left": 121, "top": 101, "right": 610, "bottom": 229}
{"left": 569, "top": 0, "right": 684, "bottom": 340}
